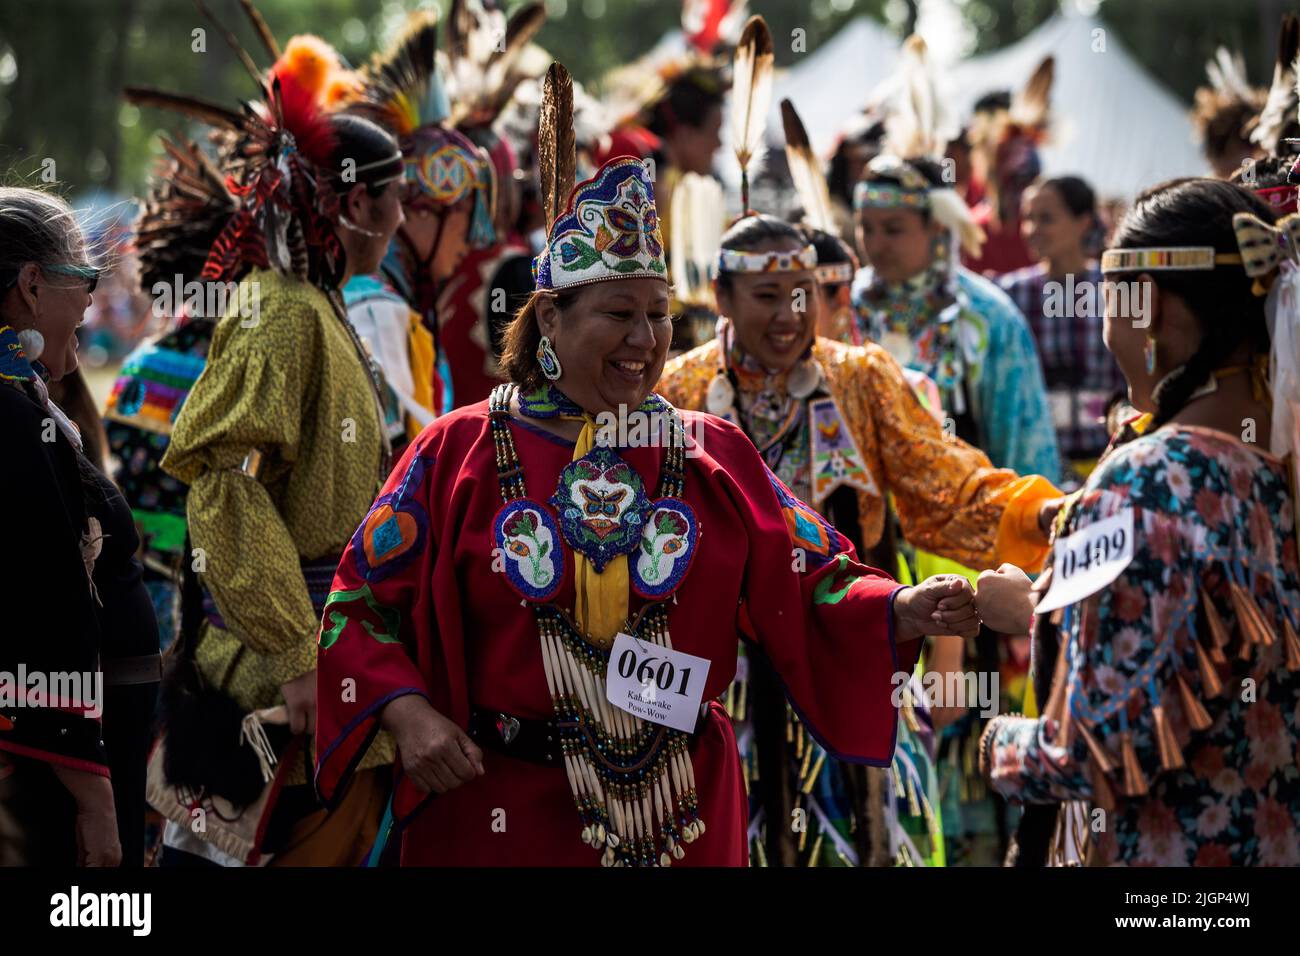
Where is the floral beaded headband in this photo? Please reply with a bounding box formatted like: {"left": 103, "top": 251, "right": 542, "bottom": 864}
{"left": 852, "top": 155, "right": 933, "bottom": 211}
{"left": 717, "top": 244, "right": 818, "bottom": 274}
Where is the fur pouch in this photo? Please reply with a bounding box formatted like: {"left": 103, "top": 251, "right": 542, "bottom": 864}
{"left": 156, "top": 652, "right": 290, "bottom": 809}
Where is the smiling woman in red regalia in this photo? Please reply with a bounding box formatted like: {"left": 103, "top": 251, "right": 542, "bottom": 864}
{"left": 313, "top": 63, "right": 980, "bottom": 867}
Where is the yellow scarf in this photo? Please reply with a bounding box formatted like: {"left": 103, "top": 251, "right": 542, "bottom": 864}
{"left": 564, "top": 413, "right": 629, "bottom": 647}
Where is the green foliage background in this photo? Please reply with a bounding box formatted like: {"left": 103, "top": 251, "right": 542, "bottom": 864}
{"left": 0, "top": 0, "right": 1278, "bottom": 198}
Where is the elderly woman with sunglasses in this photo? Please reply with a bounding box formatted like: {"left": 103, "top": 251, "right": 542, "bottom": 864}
{"left": 0, "top": 185, "right": 162, "bottom": 867}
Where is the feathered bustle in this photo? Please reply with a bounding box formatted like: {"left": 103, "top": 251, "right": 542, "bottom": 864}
{"left": 343, "top": 10, "right": 447, "bottom": 137}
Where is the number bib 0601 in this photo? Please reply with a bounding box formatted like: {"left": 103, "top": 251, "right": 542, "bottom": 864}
{"left": 605, "top": 632, "right": 711, "bottom": 733}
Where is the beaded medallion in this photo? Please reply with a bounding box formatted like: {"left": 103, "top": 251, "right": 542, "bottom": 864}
{"left": 630, "top": 498, "right": 699, "bottom": 599}
{"left": 551, "top": 446, "right": 651, "bottom": 573}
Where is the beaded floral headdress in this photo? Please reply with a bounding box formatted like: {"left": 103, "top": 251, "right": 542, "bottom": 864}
{"left": 532, "top": 64, "right": 668, "bottom": 291}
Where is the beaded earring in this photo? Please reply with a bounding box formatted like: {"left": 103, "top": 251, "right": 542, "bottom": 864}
{"left": 537, "top": 335, "right": 563, "bottom": 381}
{"left": 1144, "top": 334, "right": 1157, "bottom": 375}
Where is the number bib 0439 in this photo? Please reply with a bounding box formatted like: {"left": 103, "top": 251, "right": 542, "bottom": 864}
{"left": 1036, "top": 508, "right": 1135, "bottom": 615}
{"left": 605, "top": 632, "right": 711, "bottom": 733}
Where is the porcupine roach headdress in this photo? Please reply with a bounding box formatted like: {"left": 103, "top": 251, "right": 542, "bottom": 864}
{"left": 854, "top": 35, "right": 984, "bottom": 260}
{"left": 1247, "top": 16, "right": 1299, "bottom": 163}
{"left": 341, "top": 8, "right": 496, "bottom": 248}
{"left": 1241, "top": 14, "right": 1300, "bottom": 213}
{"left": 126, "top": 3, "right": 371, "bottom": 290}
{"left": 1193, "top": 46, "right": 1264, "bottom": 174}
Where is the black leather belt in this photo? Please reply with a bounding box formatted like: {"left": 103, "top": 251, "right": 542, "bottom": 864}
{"left": 103, "top": 653, "right": 163, "bottom": 687}
{"left": 468, "top": 703, "right": 714, "bottom": 768}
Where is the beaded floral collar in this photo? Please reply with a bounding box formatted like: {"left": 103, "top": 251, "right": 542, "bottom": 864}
{"left": 516, "top": 383, "right": 668, "bottom": 421}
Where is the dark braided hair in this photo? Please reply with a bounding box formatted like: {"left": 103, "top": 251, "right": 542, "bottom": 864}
{"left": 801, "top": 225, "right": 858, "bottom": 296}
{"left": 1109, "top": 177, "right": 1273, "bottom": 437}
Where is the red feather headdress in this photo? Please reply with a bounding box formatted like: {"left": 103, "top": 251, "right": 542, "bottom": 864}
{"left": 125, "top": 4, "right": 350, "bottom": 289}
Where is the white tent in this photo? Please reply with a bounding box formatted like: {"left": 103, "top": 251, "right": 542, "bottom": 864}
{"left": 767, "top": 16, "right": 901, "bottom": 158}
{"left": 727, "top": 10, "right": 1205, "bottom": 200}
{"left": 716, "top": 16, "right": 899, "bottom": 198}
{"left": 945, "top": 12, "right": 1205, "bottom": 198}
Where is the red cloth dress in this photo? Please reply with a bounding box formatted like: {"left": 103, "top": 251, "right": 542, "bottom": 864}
{"left": 314, "top": 399, "right": 915, "bottom": 865}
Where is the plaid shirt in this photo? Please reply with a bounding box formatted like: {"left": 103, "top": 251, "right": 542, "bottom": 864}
{"left": 998, "top": 263, "right": 1125, "bottom": 465}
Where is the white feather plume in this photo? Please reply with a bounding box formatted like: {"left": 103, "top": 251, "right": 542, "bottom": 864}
{"left": 1206, "top": 47, "right": 1254, "bottom": 102}
{"left": 884, "top": 35, "right": 957, "bottom": 161}
{"left": 670, "top": 172, "right": 725, "bottom": 308}
{"left": 731, "top": 15, "right": 774, "bottom": 209}
{"left": 928, "top": 187, "right": 985, "bottom": 259}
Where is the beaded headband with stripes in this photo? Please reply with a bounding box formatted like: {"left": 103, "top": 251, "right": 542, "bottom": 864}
{"left": 717, "top": 244, "right": 818, "bottom": 274}
{"left": 815, "top": 262, "right": 854, "bottom": 284}
{"left": 1099, "top": 247, "right": 1244, "bottom": 274}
